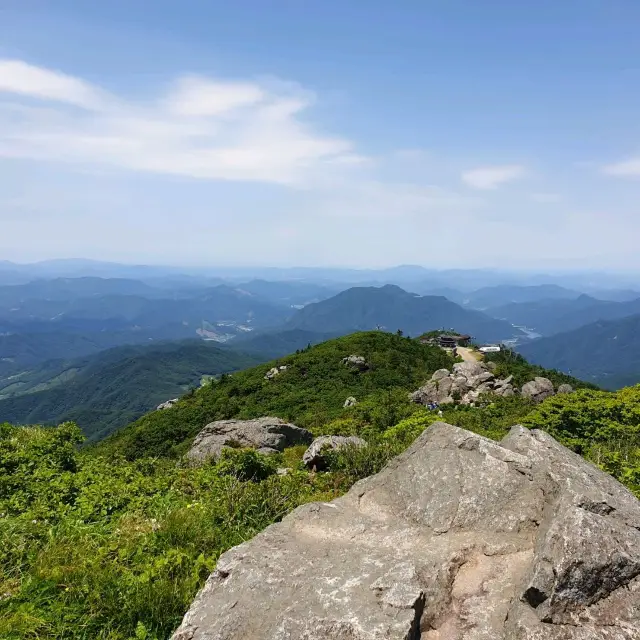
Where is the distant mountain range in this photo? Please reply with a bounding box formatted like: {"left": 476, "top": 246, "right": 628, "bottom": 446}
{"left": 519, "top": 313, "right": 640, "bottom": 389}
{"left": 285, "top": 284, "right": 522, "bottom": 343}
{"left": 487, "top": 295, "right": 640, "bottom": 336}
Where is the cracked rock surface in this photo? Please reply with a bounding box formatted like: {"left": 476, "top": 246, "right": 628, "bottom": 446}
{"left": 173, "top": 422, "right": 640, "bottom": 639}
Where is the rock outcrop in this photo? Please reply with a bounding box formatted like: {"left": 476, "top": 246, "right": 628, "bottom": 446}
{"left": 173, "top": 422, "right": 640, "bottom": 639}
{"left": 302, "top": 435, "right": 367, "bottom": 470}
{"left": 411, "top": 361, "right": 517, "bottom": 406}
{"left": 342, "top": 355, "right": 369, "bottom": 371}
{"left": 185, "top": 417, "right": 313, "bottom": 463}
{"left": 410, "top": 362, "right": 573, "bottom": 407}
{"left": 157, "top": 398, "right": 178, "bottom": 410}
{"left": 264, "top": 365, "right": 287, "bottom": 380}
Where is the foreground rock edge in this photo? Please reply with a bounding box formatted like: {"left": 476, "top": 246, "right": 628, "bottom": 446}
{"left": 173, "top": 422, "right": 640, "bottom": 639}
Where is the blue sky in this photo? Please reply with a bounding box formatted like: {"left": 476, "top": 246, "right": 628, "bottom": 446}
{"left": 1, "top": 0, "right": 640, "bottom": 269}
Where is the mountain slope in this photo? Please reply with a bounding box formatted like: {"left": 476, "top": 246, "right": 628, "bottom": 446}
{"left": 229, "top": 328, "right": 339, "bottom": 360}
{"left": 0, "top": 341, "right": 260, "bottom": 441}
{"left": 285, "top": 285, "right": 522, "bottom": 343}
{"left": 487, "top": 294, "right": 640, "bottom": 336}
{"left": 518, "top": 313, "right": 640, "bottom": 389}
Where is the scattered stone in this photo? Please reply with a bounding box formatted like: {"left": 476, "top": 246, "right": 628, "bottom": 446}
{"left": 186, "top": 418, "right": 313, "bottom": 464}
{"left": 302, "top": 435, "right": 367, "bottom": 470}
{"left": 521, "top": 377, "right": 555, "bottom": 403}
{"left": 343, "top": 396, "right": 358, "bottom": 408}
{"left": 557, "top": 383, "right": 574, "bottom": 394}
{"left": 341, "top": 355, "right": 368, "bottom": 371}
{"left": 276, "top": 468, "right": 290, "bottom": 476}
{"left": 494, "top": 374, "right": 514, "bottom": 387}
{"left": 173, "top": 423, "right": 640, "bottom": 639}
{"left": 278, "top": 365, "right": 288, "bottom": 371}
{"left": 156, "top": 398, "right": 178, "bottom": 410}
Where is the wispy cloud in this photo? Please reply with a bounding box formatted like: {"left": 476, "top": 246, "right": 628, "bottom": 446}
{"left": 0, "top": 59, "right": 362, "bottom": 185}
{"left": 461, "top": 165, "right": 527, "bottom": 190}
{"left": 602, "top": 157, "right": 640, "bottom": 178}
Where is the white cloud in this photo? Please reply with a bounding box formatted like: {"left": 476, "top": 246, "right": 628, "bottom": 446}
{"left": 461, "top": 164, "right": 526, "bottom": 190}
{"left": 0, "top": 59, "right": 356, "bottom": 185}
{"left": 0, "top": 60, "right": 105, "bottom": 109}
{"left": 602, "top": 157, "right": 640, "bottom": 178}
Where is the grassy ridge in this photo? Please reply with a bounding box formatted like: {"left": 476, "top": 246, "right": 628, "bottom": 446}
{"left": 102, "top": 331, "right": 454, "bottom": 459}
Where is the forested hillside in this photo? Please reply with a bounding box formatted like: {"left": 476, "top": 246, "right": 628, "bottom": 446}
{"left": 0, "top": 342, "right": 259, "bottom": 441}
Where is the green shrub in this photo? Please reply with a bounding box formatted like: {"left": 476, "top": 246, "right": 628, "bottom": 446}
{"left": 214, "top": 448, "right": 277, "bottom": 482}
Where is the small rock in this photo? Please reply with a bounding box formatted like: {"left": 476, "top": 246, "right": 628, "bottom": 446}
{"left": 344, "top": 396, "right": 358, "bottom": 408}
{"left": 302, "top": 435, "right": 367, "bottom": 470}
{"left": 278, "top": 365, "right": 288, "bottom": 371}
{"left": 494, "top": 385, "right": 515, "bottom": 397}
{"left": 557, "top": 383, "right": 574, "bottom": 394}
{"left": 485, "top": 361, "right": 498, "bottom": 371}
{"left": 494, "top": 375, "right": 514, "bottom": 387}
{"left": 521, "top": 377, "right": 555, "bottom": 403}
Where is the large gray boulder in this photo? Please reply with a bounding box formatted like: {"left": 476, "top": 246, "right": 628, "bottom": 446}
{"left": 302, "top": 435, "right": 367, "bottom": 470}
{"left": 173, "top": 422, "right": 640, "bottom": 639}
{"left": 557, "top": 383, "right": 574, "bottom": 394}
{"left": 186, "top": 417, "right": 313, "bottom": 463}
{"left": 521, "top": 377, "right": 555, "bottom": 403}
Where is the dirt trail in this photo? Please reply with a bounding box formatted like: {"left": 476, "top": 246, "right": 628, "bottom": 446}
{"left": 456, "top": 346, "right": 482, "bottom": 362}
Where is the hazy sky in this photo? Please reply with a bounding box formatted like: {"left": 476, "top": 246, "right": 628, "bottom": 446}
{"left": 1, "top": 1, "right": 640, "bottom": 269}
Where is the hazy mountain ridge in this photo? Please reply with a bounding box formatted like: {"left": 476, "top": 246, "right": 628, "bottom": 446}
{"left": 488, "top": 294, "right": 640, "bottom": 336}
{"left": 518, "top": 313, "right": 640, "bottom": 389}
